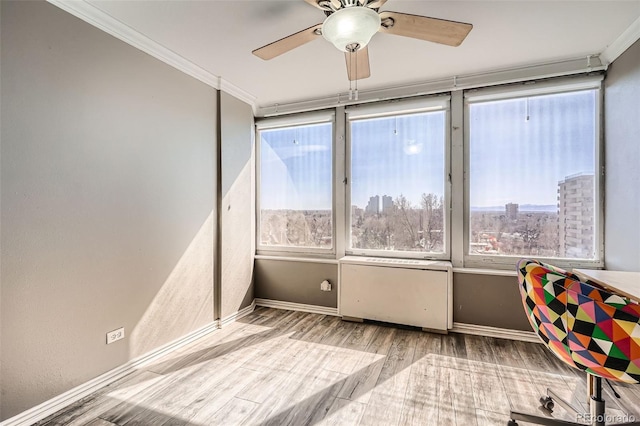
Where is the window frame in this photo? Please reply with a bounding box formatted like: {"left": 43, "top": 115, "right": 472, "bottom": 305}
{"left": 344, "top": 96, "right": 452, "bottom": 260}
{"left": 255, "top": 110, "right": 336, "bottom": 256}
{"left": 462, "top": 76, "right": 605, "bottom": 269}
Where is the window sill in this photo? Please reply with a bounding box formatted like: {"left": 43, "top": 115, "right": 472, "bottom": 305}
{"left": 452, "top": 267, "right": 517, "bottom": 277}
{"left": 254, "top": 254, "right": 339, "bottom": 265}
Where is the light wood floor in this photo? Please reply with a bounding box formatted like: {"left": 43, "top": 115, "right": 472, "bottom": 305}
{"left": 38, "top": 307, "right": 640, "bottom": 426}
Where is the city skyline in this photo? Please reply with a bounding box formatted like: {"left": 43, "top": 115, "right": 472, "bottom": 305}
{"left": 260, "top": 89, "right": 597, "bottom": 212}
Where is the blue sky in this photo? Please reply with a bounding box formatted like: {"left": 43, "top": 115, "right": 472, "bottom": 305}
{"left": 470, "top": 90, "right": 596, "bottom": 207}
{"left": 260, "top": 89, "right": 596, "bottom": 210}
{"left": 260, "top": 123, "right": 333, "bottom": 210}
{"left": 350, "top": 111, "right": 445, "bottom": 208}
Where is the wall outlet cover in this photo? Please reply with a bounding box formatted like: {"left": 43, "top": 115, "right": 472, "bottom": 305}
{"left": 106, "top": 327, "right": 125, "bottom": 344}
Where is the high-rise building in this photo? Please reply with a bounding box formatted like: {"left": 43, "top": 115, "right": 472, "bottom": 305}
{"left": 505, "top": 203, "right": 519, "bottom": 220}
{"left": 365, "top": 195, "right": 380, "bottom": 215}
{"left": 382, "top": 195, "right": 393, "bottom": 213}
{"left": 558, "top": 173, "right": 595, "bottom": 258}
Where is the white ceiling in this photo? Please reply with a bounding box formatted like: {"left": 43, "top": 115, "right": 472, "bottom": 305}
{"left": 88, "top": 0, "right": 640, "bottom": 108}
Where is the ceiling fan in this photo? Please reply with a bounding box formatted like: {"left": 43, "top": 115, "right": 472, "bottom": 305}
{"left": 252, "top": 0, "right": 473, "bottom": 84}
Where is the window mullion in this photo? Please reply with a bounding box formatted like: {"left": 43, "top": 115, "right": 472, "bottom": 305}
{"left": 335, "top": 106, "right": 347, "bottom": 260}
{"left": 450, "top": 90, "right": 465, "bottom": 268}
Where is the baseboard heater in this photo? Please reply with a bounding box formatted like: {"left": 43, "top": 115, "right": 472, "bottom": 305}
{"left": 338, "top": 256, "right": 453, "bottom": 332}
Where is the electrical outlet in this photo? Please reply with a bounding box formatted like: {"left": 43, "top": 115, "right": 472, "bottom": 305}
{"left": 106, "top": 327, "right": 125, "bottom": 344}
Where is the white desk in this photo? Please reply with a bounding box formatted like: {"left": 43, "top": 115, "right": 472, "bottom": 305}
{"left": 573, "top": 269, "right": 640, "bottom": 302}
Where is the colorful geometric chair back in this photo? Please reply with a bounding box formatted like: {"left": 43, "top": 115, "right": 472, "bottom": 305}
{"left": 517, "top": 259, "right": 640, "bottom": 384}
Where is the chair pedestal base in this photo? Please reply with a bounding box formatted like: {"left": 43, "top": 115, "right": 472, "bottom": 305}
{"left": 508, "top": 375, "right": 640, "bottom": 426}
{"left": 509, "top": 407, "right": 640, "bottom": 426}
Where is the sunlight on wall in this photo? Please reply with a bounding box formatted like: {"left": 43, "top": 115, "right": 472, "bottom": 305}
{"left": 130, "top": 212, "right": 214, "bottom": 358}
{"left": 222, "top": 160, "right": 254, "bottom": 318}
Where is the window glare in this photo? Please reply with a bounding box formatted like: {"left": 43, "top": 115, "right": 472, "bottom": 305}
{"left": 260, "top": 122, "right": 333, "bottom": 249}
{"left": 468, "top": 89, "right": 597, "bottom": 260}
{"left": 350, "top": 111, "right": 446, "bottom": 254}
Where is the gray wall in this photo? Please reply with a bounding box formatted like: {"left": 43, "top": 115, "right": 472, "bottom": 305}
{"left": 604, "top": 40, "right": 640, "bottom": 272}
{"left": 255, "top": 260, "right": 338, "bottom": 308}
{"left": 0, "top": 1, "right": 3, "bottom": 417}
{"left": 220, "top": 92, "right": 255, "bottom": 318}
{"left": 1, "top": 1, "right": 216, "bottom": 419}
{"left": 254, "top": 263, "right": 531, "bottom": 330}
{"left": 453, "top": 273, "right": 531, "bottom": 331}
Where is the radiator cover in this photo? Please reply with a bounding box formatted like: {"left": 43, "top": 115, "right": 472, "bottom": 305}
{"left": 339, "top": 256, "right": 452, "bottom": 331}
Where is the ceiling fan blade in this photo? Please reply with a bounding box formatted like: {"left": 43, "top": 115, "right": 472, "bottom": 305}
{"left": 378, "top": 11, "right": 472, "bottom": 47}
{"left": 252, "top": 24, "right": 323, "bottom": 60}
{"left": 345, "top": 46, "right": 371, "bottom": 81}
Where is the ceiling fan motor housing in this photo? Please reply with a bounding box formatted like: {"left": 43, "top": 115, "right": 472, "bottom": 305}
{"left": 322, "top": 6, "right": 381, "bottom": 52}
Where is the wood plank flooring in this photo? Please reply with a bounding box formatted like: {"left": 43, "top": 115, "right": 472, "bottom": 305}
{"left": 37, "top": 307, "right": 640, "bottom": 426}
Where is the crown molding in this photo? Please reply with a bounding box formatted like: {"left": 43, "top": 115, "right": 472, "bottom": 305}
{"left": 46, "top": 0, "right": 258, "bottom": 110}
{"left": 220, "top": 78, "right": 258, "bottom": 111}
{"left": 600, "top": 15, "right": 640, "bottom": 65}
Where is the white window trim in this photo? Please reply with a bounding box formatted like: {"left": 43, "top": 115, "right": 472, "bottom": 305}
{"left": 462, "top": 76, "right": 605, "bottom": 270}
{"left": 464, "top": 74, "right": 603, "bottom": 103}
{"left": 255, "top": 110, "right": 335, "bottom": 130}
{"left": 345, "top": 96, "right": 452, "bottom": 260}
{"left": 255, "top": 110, "right": 336, "bottom": 255}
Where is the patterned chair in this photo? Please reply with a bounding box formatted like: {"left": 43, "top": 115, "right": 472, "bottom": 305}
{"left": 509, "top": 259, "right": 640, "bottom": 426}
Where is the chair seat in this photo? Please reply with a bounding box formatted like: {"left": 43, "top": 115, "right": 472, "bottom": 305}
{"left": 518, "top": 258, "right": 640, "bottom": 385}
{"left": 511, "top": 259, "right": 640, "bottom": 426}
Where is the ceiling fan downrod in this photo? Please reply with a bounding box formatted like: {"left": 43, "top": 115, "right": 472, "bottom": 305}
{"left": 342, "top": 0, "right": 360, "bottom": 7}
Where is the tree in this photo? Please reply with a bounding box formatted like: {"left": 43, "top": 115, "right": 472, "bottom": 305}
{"left": 391, "top": 195, "right": 418, "bottom": 250}
{"left": 420, "top": 193, "right": 444, "bottom": 251}
{"left": 519, "top": 215, "right": 542, "bottom": 252}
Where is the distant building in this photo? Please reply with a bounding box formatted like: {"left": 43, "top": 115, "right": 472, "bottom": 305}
{"left": 505, "top": 203, "right": 519, "bottom": 220}
{"left": 365, "top": 195, "right": 380, "bottom": 215}
{"left": 558, "top": 173, "right": 595, "bottom": 258}
{"left": 382, "top": 195, "right": 393, "bottom": 213}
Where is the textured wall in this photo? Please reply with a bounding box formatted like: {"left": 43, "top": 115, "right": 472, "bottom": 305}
{"left": 453, "top": 273, "right": 531, "bottom": 331}
{"left": 255, "top": 260, "right": 338, "bottom": 308}
{"left": 220, "top": 92, "right": 255, "bottom": 319}
{"left": 0, "top": 1, "right": 216, "bottom": 418}
{"left": 604, "top": 40, "right": 640, "bottom": 272}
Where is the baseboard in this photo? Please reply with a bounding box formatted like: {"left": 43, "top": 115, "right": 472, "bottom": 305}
{"left": 1, "top": 305, "right": 265, "bottom": 426}
{"left": 451, "top": 322, "right": 540, "bottom": 343}
{"left": 220, "top": 300, "right": 256, "bottom": 327}
{"left": 255, "top": 298, "right": 339, "bottom": 316}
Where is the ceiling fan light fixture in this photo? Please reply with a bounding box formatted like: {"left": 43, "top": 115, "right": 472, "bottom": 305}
{"left": 322, "top": 6, "right": 381, "bottom": 52}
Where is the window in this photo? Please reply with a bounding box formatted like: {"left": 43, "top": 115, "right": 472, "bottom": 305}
{"left": 346, "top": 98, "right": 449, "bottom": 258}
{"left": 255, "top": 75, "right": 603, "bottom": 270}
{"left": 257, "top": 113, "right": 334, "bottom": 252}
{"left": 465, "top": 79, "right": 602, "bottom": 266}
